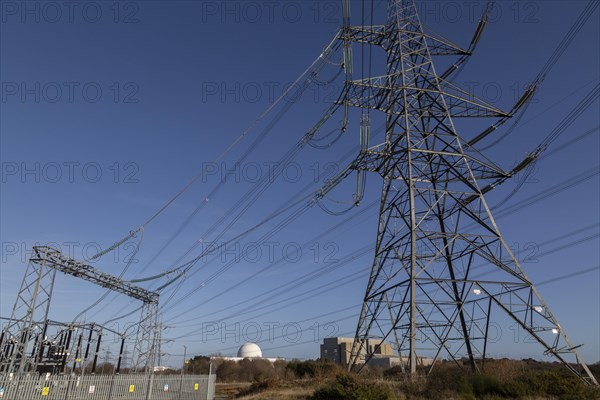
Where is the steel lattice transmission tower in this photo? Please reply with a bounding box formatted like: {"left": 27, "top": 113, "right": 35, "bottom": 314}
{"left": 343, "top": 0, "right": 598, "bottom": 384}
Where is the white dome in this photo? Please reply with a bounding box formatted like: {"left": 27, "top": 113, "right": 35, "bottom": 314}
{"left": 237, "top": 342, "right": 262, "bottom": 358}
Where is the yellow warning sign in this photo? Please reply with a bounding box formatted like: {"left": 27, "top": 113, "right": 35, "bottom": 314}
{"left": 194, "top": 383, "right": 199, "bottom": 391}
{"left": 41, "top": 387, "right": 50, "bottom": 396}
{"left": 129, "top": 385, "right": 135, "bottom": 393}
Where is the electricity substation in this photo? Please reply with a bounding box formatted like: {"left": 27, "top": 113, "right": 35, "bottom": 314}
{"left": 1, "top": 0, "right": 598, "bottom": 398}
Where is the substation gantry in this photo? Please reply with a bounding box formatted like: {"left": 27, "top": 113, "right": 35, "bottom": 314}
{"left": 0, "top": 246, "right": 159, "bottom": 375}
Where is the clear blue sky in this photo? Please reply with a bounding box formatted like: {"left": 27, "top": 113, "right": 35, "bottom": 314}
{"left": 1, "top": 1, "right": 598, "bottom": 368}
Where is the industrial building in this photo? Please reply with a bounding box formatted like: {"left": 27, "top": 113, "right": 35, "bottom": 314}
{"left": 320, "top": 337, "right": 393, "bottom": 365}
{"left": 320, "top": 337, "right": 432, "bottom": 368}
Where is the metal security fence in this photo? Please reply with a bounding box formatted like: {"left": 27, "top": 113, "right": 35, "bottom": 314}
{"left": 0, "top": 373, "right": 215, "bottom": 400}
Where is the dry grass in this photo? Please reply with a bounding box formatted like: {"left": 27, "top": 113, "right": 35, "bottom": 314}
{"left": 215, "top": 382, "right": 252, "bottom": 398}
{"left": 237, "top": 386, "right": 313, "bottom": 400}
{"left": 217, "top": 380, "right": 315, "bottom": 399}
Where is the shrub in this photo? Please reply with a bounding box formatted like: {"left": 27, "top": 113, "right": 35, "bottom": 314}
{"left": 287, "top": 359, "right": 317, "bottom": 379}
{"left": 424, "top": 364, "right": 474, "bottom": 398}
{"left": 185, "top": 355, "right": 211, "bottom": 374}
{"left": 286, "top": 359, "right": 341, "bottom": 380}
{"left": 383, "top": 365, "right": 404, "bottom": 380}
{"left": 235, "top": 377, "right": 279, "bottom": 397}
{"left": 216, "top": 360, "right": 242, "bottom": 382}
{"left": 472, "top": 375, "right": 514, "bottom": 397}
{"left": 312, "top": 374, "right": 396, "bottom": 400}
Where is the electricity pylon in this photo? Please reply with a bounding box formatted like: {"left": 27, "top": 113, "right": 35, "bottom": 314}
{"left": 344, "top": 0, "right": 597, "bottom": 384}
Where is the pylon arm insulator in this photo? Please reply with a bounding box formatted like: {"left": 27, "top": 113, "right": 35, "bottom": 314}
{"left": 467, "top": 78, "right": 542, "bottom": 146}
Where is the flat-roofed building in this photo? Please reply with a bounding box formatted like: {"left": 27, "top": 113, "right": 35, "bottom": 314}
{"left": 320, "top": 337, "right": 354, "bottom": 364}
{"left": 320, "top": 337, "right": 394, "bottom": 365}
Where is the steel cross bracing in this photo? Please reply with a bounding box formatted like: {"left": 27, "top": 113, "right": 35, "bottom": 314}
{"left": 130, "top": 301, "right": 159, "bottom": 373}
{"left": 0, "top": 247, "right": 57, "bottom": 374}
{"left": 0, "top": 246, "right": 159, "bottom": 374}
{"left": 343, "top": 0, "right": 597, "bottom": 385}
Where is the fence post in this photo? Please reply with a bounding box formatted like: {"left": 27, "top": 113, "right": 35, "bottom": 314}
{"left": 64, "top": 374, "right": 72, "bottom": 400}
{"left": 178, "top": 346, "right": 186, "bottom": 400}
{"left": 145, "top": 372, "right": 154, "bottom": 400}
{"left": 107, "top": 373, "right": 116, "bottom": 399}
{"left": 207, "top": 363, "right": 213, "bottom": 400}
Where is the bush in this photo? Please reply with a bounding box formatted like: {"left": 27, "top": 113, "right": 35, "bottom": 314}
{"left": 235, "top": 378, "right": 279, "bottom": 397}
{"left": 424, "top": 364, "right": 474, "bottom": 398}
{"left": 185, "top": 355, "right": 211, "bottom": 374}
{"left": 489, "top": 369, "right": 600, "bottom": 399}
{"left": 287, "top": 359, "right": 317, "bottom": 379}
{"left": 540, "top": 370, "right": 599, "bottom": 399}
{"left": 472, "top": 375, "right": 514, "bottom": 397}
{"left": 286, "top": 359, "right": 341, "bottom": 380}
{"left": 214, "top": 358, "right": 278, "bottom": 382}
{"left": 589, "top": 362, "right": 600, "bottom": 379}
{"left": 312, "top": 374, "right": 396, "bottom": 400}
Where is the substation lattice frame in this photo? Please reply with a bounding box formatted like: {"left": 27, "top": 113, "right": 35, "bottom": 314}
{"left": 0, "top": 246, "right": 159, "bottom": 375}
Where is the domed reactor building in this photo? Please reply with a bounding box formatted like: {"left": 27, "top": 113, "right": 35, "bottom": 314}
{"left": 237, "top": 342, "right": 262, "bottom": 358}
{"left": 211, "top": 342, "right": 283, "bottom": 363}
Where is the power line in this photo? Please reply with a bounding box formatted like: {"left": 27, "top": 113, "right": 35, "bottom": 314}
{"left": 190, "top": 259, "right": 599, "bottom": 355}
{"left": 473, "top": 0, "right": 599, "bottom": 150}
{"left": 168, "top": 222, "right": 599, "bottom": 331}
{"left": 90, "top": 33, "right": 344, "bottom": 263}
